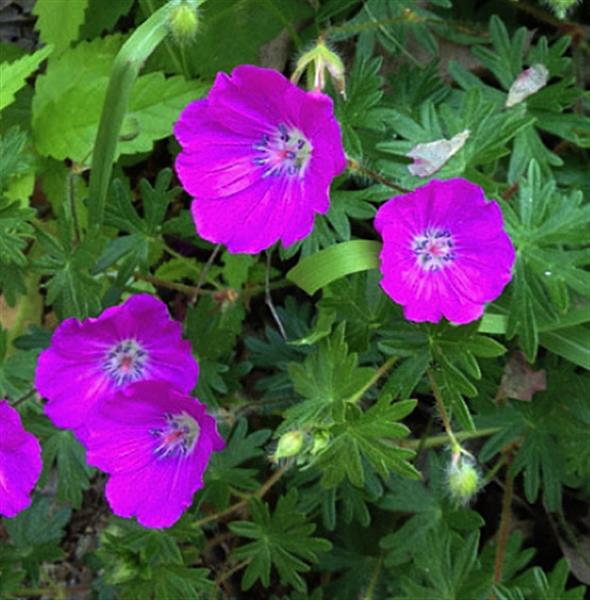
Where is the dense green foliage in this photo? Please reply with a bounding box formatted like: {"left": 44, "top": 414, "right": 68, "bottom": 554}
{"left": 0, "top": 0, "right": 588, "bottom": 598}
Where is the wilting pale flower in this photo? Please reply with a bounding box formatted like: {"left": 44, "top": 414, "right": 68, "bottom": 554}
{"left": 375, "top": 178, "right": 515, "bottom": 324}
{"left": 83, "top": 381, "right": 224, "bottom": 528}
{"left": 35, "top": 295, "right": 198, "bottom": 437}
{"left": 505, "top": 64, "right": 549, "bottom": 108}
{"left": 407, "top": 130, "right": 470, "bottom": 178}
{"left": 174, "top": 64, "right": 346, "bottom": 254}
{"left": 0, "top": 401, "right": 42, "bottom": 518}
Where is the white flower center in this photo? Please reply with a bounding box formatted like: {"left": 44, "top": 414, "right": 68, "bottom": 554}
{"left": 412, "top": 228, "right": 455, "bottom": 271}
{"left": 252, "top": 123, "right": 312, "bottom": 178}
{"left": 151, "top": 411, "right": 200, "bottom": 458}
{"left": 103, "top": 339, "right": 147, "bottom": 386}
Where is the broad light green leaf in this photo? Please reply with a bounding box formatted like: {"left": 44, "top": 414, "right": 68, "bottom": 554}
{"left": 33, "top": 0, "right": 88, "bottom": 56}
{"left": 0, "top": 45, "right": 53, "bottom": 112}
{"left": 288, "top": 240, "right": 381, "bottom": 295}
{"left": 32, "top": 35, "right": 208, "bottom": 162}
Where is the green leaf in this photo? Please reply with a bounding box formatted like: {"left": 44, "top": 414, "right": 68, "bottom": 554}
{"left": 539, "top": 326, "right": 590, "bottom": 370}
{"left": 0, "top": 330, "right": 37, "bottom": 400}
{"left": 32, "top": 35, "right": 208, "bottom": 162}
{"left": 34, "top": 225, "right": 102, "bottom": 319}
{"left": 39, "top": 427, "right": 94, "bottom": 508}
{"left": 0, "top": 45, "right": 53, "bottom": 112}
{"left": 286, "top": 323, "right": 375, "bottom": 428}
{"left": 317, "top": 397, "right": 418, "bottom": 488}
{"left": 33, "top": 0, "right": 88, "bottom": 56}
{"left": 201, "top": 419, "right": 271, "bottom": 510}
{"left": 288, "top": 240, "right": 381, "bottom": 295}
{"left": 229, "top": 490, "right": 331, "bottom": 592}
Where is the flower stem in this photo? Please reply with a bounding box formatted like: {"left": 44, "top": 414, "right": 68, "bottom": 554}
{"left": 347, "top": 158, "right": 410, "bottom": 194}
{"left": 401, "top": 427, "right": 501, "bottom": 450}
{"left": 347, "top": 356, "right": 397, "bottom": 403}
{"left": 87, "top": 2, "right": 172, "bottom": 231}
{"left": 493, "top": 452, "right": 514, "bottom": 587}
{"left": 426, "top": 369, "right": 461, "bottom": 452}
{"left": 192, "top": 464, "right": 288, "bottom": 528}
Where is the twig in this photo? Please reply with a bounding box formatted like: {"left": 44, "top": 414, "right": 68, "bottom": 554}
{"left": 265, "top": 249, "right": 287, "bottom": 340}
{"left": 192, "top": 464, "right": 288, "bottom": 529}
{"left": 133, "top": 273, "right": 213, "bottom": 297}
{"left": 347, "top": 158, "right": 410, "bottom": 194}
{"left": 492, "top": 451, "right": 514, "bottom": 590}
{"left": 400, "top": 427, "right": 502, "bottom": 450}
{"left": 192, "top": 244, "right": 222, "bottom": 304}
{"left": 12, "top": 388, "right": 36, "bottom": 407}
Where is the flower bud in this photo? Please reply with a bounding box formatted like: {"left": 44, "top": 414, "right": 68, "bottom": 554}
{"left": 168, "top": 0, "right": 199, "bottom": 45}
{"left": 447, "top": 453, "right": 480, "bottom": 505}
{"left": 544, "top": 0, "right": 580, "bottom": 19}
{"left": 291, "top": 38, "right": 346, "bottom": 97}
{"left": 310, "top": 430, "right": 330, "bottom": 455}
{"left": 274, "top": 431, "right": 304, "bottom": 461}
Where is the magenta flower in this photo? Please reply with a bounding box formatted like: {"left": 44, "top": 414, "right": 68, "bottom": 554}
{"left": 35, "top": 295, "right": 198, "bottom": 436}
{"left": 375, "top": 178, "right": 515, "bottom": 324}
{"left": 83, "top": 381, "right": 224, "bottom": 528}
{"left": 174, "top": 64, "right": 346, "bottom": 254}
{"left": 0, "top": 401, "right": 42, "bottom": 518}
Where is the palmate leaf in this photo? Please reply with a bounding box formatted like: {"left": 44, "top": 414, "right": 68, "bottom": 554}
{"left": 33, "top": 223, "right": 102, "bottom": 320}
{"left": 379, "top": 453, "right": 484, "bottom": 567}
{"left": 448, "top": 16, "right": 586, "bottom": 179}
{"left": 0, "top": 330, "right": 37, "bottom": 400}
{"left": 286, "top": 322, "right": 375, "bottom": 430}
{"left": 392, "top": 529, "right": 488, "bottom": 600}
{"left": 27, "top": 414, "right": 94, "bottom": 509}
{"left": 229, "top": 490, "right": 331, "bottom": 592}
{"left": 502, "top": 161, "right": 590, "bottom": 362}
{"left": 315, "top": 397, "right": 418, "bottom": 488}
{"left": 200, "top": 419, "right": 272, "bottom": 510}
{"left": 94, "top": 169, "right": 178, "bottom": 282}
{"left": 378, "top": 86, "right": 534, "bottom": 186}
{"left": 4, "top": 497, "right": 71, "bottom": 584}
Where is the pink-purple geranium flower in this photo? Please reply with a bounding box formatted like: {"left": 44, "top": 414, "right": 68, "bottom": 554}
{"left": 375, "top": 178, "right": 515, "bottom": 324}
{"left": 83, "top": 381, "right": 224, "bottom": 528}
{"left": 174, "top": 64, "right": 346, "bottom": 254}
{"left": 35, "top": 295, "right": 198, "bottom": 437}
{"left": 0, "top": 401, "right": 42, "bottom": 518}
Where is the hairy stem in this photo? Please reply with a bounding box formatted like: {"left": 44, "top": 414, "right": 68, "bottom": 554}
{"left": 426, "top": 369, "right": 461, "bottom": 451}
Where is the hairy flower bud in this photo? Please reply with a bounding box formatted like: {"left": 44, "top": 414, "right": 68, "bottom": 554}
{"left": 291, "top": 38, "right": 346, "bottom": 97}
{"left": 543, "top": 0, "right": 580, "bottom": 19}
{"left": 310, "top": 430, "right": 330, "bottom": 456}
{"left": 274, "top": 431, "right": 304, "bottom": 461}
{"left": 447, "top": 453, "right": 480, "bottom": 505}
{"left": 168, "top": 0, "right": 199, "bottom": 45}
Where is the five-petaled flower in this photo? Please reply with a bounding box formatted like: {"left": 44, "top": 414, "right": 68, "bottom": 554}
{"left": 375, "top": 178, "right": 515, "bottom": 324}
{"left": 35, "top": 294, "right": 198, "bottom": 439}
{"left": 174, "top": 64, "right": 346, "bottom": 254}
{"left": 84, "top": 381, "right": 224, "bottom": 528}
{"left": 0, "top": 401, "right": 42, "bottom": 518}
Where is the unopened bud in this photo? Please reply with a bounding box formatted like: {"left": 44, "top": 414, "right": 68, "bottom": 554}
{"left": 168, "top": 0, "right": 199, "bottom": 45}
{"left": 544, "top": 0, "right": 580, "bottom": 19}
{"left": 274, "top": 431, "right": 304, "bottom": 461}
{"left": 310, "top": 430, "right": 330, "bottom": 456}
{"left": 447, "top": 453, "right": 480, "bottom": 505}
{"left": 291, "top": 38, "right": 346, "bottom": 98}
